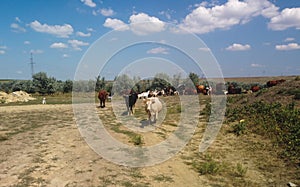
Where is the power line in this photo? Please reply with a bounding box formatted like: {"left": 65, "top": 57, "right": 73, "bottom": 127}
{"left": 29, "top": 52, "right": 35, "bottom": 77}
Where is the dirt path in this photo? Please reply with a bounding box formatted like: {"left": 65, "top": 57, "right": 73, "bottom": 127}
{"left": 0, "top": 102, "right": 206, "bottom": 186}
{"left": 0, "top": 101, "right": 299, "bottom": 186}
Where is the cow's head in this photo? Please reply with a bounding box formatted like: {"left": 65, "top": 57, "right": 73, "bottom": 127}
{"left": 143, "top": 98, "right": 155, "bottom": 111}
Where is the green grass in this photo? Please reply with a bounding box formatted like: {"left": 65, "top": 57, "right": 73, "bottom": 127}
{"left": 235, "top": 163, "right": 248, "bottom": 177}
{"left": 225, "top": 101, "right": 300, "bottom": 165}
{"left": 152, "top": 174, "right": 174, "bottom": 182}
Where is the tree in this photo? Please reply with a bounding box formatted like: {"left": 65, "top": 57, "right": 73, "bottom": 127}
{"left": 46, "top": 77, "right": 58, "bottom": 95}
{"left": 63, "top": 80, "right": 73, "bottom": 93}
{"left": 151, "top": 77, "right": 171, "bottom": 90}
{"left": 113, "top": 74, "right": 134, "bottom": 94}
{"left": 95, "top": 76, "right": 106, "bottom": 91}
{"left": 172, "top": 73, "right": 182, "bottom": 88}
{"left": 23, "top": 80, "right": 36, "bottom": 93}
{"left": 32, "top": 72, "right": 49, "bottom": 95}
{"left": 189, "top": 72, "right": 199, "bottom": 87}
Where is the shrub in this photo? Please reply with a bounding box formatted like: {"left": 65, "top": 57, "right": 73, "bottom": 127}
{"left": 131, "top": 134, "right": 143, "bottom": 146}
{"left": 232, "top": 120, "right": 247, "bottom": 136}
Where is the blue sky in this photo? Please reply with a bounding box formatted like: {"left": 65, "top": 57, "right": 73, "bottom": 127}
{"left": 0, "top": 0, "right": 299, "bottom": 80}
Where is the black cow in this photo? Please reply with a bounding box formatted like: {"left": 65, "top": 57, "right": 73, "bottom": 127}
{"left": 124, "top": 91, "right": 138, "bottom": 115}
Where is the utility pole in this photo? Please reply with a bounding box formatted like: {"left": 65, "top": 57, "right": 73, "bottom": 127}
{"left": 30, "top": 52, "right": 35, "bottom": 77}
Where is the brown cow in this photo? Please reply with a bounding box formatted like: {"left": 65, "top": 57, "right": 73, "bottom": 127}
{"left": 228, "top": 85, "right": 242, "bottom": 94}
{"left": 98, "top": 90, "right": 108, "bottom": 108}
{"left": 267, "top": 79, "right": 286, "bottom": 87}
{"left": 251, "top": 85, "right": 260, "bottom": 92}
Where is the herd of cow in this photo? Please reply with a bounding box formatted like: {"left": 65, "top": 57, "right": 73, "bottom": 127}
{"left": 98, "top": 89, "right": 163, "bottom": 124}
{"left": 226, "top": 79, "right": 286, "bottom": 94}
{"left": 97, "top": 79, "right": 286, "bottom": 123}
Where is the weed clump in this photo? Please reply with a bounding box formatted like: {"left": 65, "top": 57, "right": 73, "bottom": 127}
{"left": 131, "top": 134, "right": 143, "bottom": 146}
{"left": 235, "top": 163, "right": 248, "bottom": 177}
{"left": 193, "top": 154, "right": 224, "bottom": 175}
{"left": 231, "top": 120, "right": 247, "bottom": 136}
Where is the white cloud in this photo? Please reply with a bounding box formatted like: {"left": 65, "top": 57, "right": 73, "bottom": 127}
{"left": 226, "top": 43, "right": 251, "bottom": 51}
{"left": 30, "top": 49, "right": 43, "bottom": 54}
{"left": 24, "top": 41, "right": 30, "bottom": 45}
{"left": 99, "top": 8, "right": 115, "bottom": 16}
{"left": 178, "top": 0, "right": 279, "bottom": 34}
{"left": 15, "top": 17, "right": 21, "bottom": 23}
{"left": 147, "top": 47, "right": 169, "bottom": 54}
{"left": 81, "top": 0, "right": 96, "bottom": 7}
{"left": 76, "top": 31, "right": 91, "bottom": 37}
{"left": 50, "top": 42, "right": 68, "bottom": 49}
{"left": 103, "top": 13, "right": 165, "bottom": 35}
{"left": 10, "top": 23, "right": 26, "bottom": 33}
{"left": 129, "top": 13, "right": 165, "bottom": 35}
{"left": 275, "top": 43, "right": 300, "bottom": 51}
{"left": 29, "top": 20, "right": 73, "bottom": 38}
{"left": 0, "top": 46, "right": 7, "bottom": 49}
{"left": 268, "top": 8, "right": 300, "bottom": 30}
{"left": 87, "top": 27, "right": 95, "bottom": 32}
{"left": 284, "top": 37, "right": 295, "bottom": 42}
{"left": 251, "top": 63, "right": 265, "bottom": 68}
{"left": 0, "top": 50, "right": 5, "bottom": 55}
{"left": 68, "top": 39, "right": 89, "bottom": 51}
{"left": 103, "top": 18, "right": 129, "bottom": 31}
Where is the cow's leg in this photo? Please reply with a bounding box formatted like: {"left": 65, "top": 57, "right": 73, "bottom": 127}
{"left": 103, "top": 100, "right": 105, "bottom": 108}
{"left": 155, "top": 112, "right": 158, "bottom": 122}
{"left": 129, "top": 106, "right": 132, "bottom": 116}
{"left": 148, "top": 111, "right": 151, "bottom": 125}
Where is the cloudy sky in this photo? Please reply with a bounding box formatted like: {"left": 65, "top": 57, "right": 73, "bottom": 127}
{"left": 0, "top": 0, "right": 299, "bottom": 80}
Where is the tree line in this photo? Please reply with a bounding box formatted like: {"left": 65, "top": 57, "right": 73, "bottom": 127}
{"left": 1, "top": 71, "right": 268, "bottom": 95}
{"left": 0, "top": 72, "right": 206, "bottom": 95}
{"left": 0, "top": 72, "right": 73, "bottom": 94}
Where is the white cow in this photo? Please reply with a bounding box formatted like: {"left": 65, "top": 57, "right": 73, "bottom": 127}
{"left": 138, "top": 90, "right": 150, "bottom": 99}
{"left": 42, "top": 97, "right": 46, "bottom": 104}
{"left": 144, "top": 97, "right": 162, "bottom": 123}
